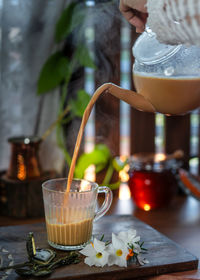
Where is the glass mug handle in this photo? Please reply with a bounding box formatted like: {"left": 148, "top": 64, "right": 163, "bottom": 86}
{"left": 94, "top": 186, "right": 113, "bottom": 222}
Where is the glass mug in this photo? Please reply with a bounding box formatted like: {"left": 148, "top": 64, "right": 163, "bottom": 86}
{"left": 42, "top": 178, "right": 113, "bottom": 250}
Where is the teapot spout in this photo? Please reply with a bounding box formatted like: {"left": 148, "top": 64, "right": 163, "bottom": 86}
{"left": 107, "top": 83, "right": 156, "bottom": 113}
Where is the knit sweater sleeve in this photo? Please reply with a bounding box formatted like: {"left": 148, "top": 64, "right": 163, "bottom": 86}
{"left": 146, "top": 0, "right": 200, "bottom": 46}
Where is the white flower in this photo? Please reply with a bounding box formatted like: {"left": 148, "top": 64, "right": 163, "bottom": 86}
{"left": 137, "top": 255, "right": 149, "bottom": 265}
{"left": 107, "top": 233, "right": 129, "bottom": 267}
{"left": 80, "top": 238, "right": 109, "bottom": 267}
{"left": 117, "top": 229, "right": 140, "bottom": 247}
{"left": 132, "top": 243, "right": 142, "bottom": 254}
{"left": 80, "top": 230, "right": 147, "bottom": 268}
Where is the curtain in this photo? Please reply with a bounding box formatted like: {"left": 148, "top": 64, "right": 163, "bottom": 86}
{"left": 0, "top": 0, "right": 67, "bottom": 172}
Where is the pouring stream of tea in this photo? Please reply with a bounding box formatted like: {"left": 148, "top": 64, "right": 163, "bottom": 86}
{"left": 65, "top": 82, "right": 155, "bottom": 198}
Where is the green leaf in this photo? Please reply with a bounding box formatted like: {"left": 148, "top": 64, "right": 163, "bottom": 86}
{"left": 100, "top": 234, "right": 104, "bottom": 241}
{"left": 112, "top": 157, "right": 127, "bottom": 172}
{"left": 55, "top": 2, "right": 77, "bottom": 43}
{"left": 56, "top": 121, "right": 72, "bottom": 167}
{"left": 106, "top": 181, "right": 120, "bottom": 190}
{"left": 75, "top": 44, "right": 96, "bottom": 69}
{"left": 69, "top": 89, "right": 90, "bottom": 118}
{"left": 102, "top": 162, "right": 114, "bottom": 185}
{"left": 74, "top": 144, "right": 111, "bottom": 179}
{"left": 55, "top": 2, "right": 85, "bottom": 43}
{"left": 95, "top": 144, "right": 111, "bottom": 160}
{"left": 37, "top": 52, "right": 70, "bottom": 94}
{"left": 95, "top": 163, "right": 107, "bottom": 173}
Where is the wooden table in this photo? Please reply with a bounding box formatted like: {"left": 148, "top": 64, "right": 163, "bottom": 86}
{"left": 0, "top": 186, "right": 200, "bottom": 279}
{"left": 107, "top": 191, "right": 200, "bottom": 279}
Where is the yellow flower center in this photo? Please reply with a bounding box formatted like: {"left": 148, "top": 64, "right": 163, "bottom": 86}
{"left": 96, "top": 252, "right": 103, "bottom": 259}
{"left": 116, "top": 249, "right": 123, "bottom": 256}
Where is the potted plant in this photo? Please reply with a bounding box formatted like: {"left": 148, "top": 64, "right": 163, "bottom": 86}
{"left": 37, "top": 2, "right": 96, "bottom": 171}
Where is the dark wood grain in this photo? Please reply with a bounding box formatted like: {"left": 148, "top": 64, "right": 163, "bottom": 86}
{"left": 94, "top": 8, "right": 121, "bottom": 156}
{"left": 130, "top": 109, "right": 155, "bottom": 154}
{"left": 130, "top": 29, "right": 155, "bottom": 155}
{"left": 198, "top": 110, "right": 200, "bottom": 174}
{"left": 165, "top": 115, "right": 190, "bottom": 169}
{"left": 0, "top": 171, "right": 56, "bottom": 218}
{"left": 0, "top": 215, "right": 198, "bottom": 280}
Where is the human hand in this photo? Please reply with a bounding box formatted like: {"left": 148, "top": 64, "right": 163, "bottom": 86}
{"left": 119, "top": 0, "right": 148, "bottom": 32}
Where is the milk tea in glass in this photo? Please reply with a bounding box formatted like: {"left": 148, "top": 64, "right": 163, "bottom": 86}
{"left": 42, "top": 178, "right": 112, "bottom": 250}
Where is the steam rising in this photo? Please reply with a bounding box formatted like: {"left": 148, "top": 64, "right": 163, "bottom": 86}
{"left": 63, "top": 0, "right": 123, "bottom": 165}
{"left": 74, "top": 0, "right": 123, "bottom": 82}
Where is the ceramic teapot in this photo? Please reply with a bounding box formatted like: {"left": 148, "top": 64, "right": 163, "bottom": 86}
{"left": 106, "top": 29, "right": 200, "bottom": 115}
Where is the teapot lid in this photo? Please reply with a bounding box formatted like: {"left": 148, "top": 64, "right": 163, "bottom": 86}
{"left": 133, "top": 28, "right": 181, "bottom": 65}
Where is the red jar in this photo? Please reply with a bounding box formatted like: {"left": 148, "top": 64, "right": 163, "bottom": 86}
{"left": 128, "top": 153, "right": 178, "bottom": 210}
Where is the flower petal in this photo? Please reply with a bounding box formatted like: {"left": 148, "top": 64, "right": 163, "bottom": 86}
{"left": 84, "top": 256, "right": 96, "bottom": 266}
{"left": 108, "top": 251, "right": 127, "bottom": 267}
{"left": 133, "top": 243, "right": 141, "bottom": 254}
{"left": 108, "top": 253, "right": 116, "bottom": 266}
{"left": 115, "top": 256, "right": 127, "bottom": 267}
{"left": 108, "top": 237, "right": 128, "bottom": 268}
{"left": 95, "top": 251, "right": 109, "bottom": 267}
{"left": 127, "top": 229, "right": 137, "bottom": 237}
{"left": 137, "top": 255, "right": 149, "bottom": 265}
{"left": 107, "top": 244, "right": 120, "bottom": 266}
{"left": 80, "top": 243, "right": 96, "bottom": 257}
{"left": 107, "top": 243, "right": 115, "bottom": 254}
{"left": 112, "top": 233, "right": 126, "bottom": 249}
{"left": 132, "top": 236, "right": 140, "bottom": 243}
{"left": 93, "top": 238, "right": 106, "bottom": 253}
{"left": 117, "top": 229, "right": 140, "bottom": 247}
{"left": 117, "top": 231, "right": 127, "bottom": 242}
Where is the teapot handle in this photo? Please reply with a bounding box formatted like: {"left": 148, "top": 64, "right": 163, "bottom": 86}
{"left": 107, "top": 83, "right": 156, "bottom": 113}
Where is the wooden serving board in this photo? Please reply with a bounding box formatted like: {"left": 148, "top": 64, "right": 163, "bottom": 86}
{"left": 0, "top": 215, "right": 198, "bottom": 280}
